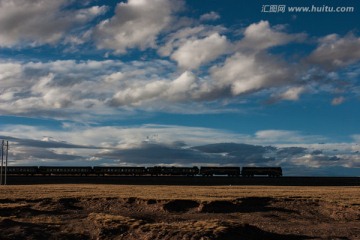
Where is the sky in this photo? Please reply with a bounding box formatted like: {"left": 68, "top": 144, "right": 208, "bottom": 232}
{"left": 0, "top": 0, "right": 359, "bottom": 176}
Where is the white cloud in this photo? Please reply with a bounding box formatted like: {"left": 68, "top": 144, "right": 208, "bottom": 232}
{"left": 211, "top": 51, "right": 294, "bottom": 95}
{"left": 108, "top": 71, "right": 199, "bottom": 106}
{"left": 237, "top": 21, "right": 306, "bottom": 51}
{"left": 254, "top": 130, "right": 325, "bottom": 144}
{"left": 273, "top": 86, "right": 305, "bottom": 101}
{"left": 0, "top": 15, "right": 359, "bottom": 118}
{"left": 279, "top": 86, "right": 305, "bottom": 101}
{"left": 200, "top": 11, "right": 220, "bottom": 21}
{"left": 0, "top": 124, "right": 342, "bottom": 152}
{"left": 74, "top": 5, "right": 108, "bottom": 22}
{"left": 170, "top": 33, "right": 231, "bottom": 69}
{"left": 0, "top": 62, "right": 23, "bottom": 87}
{"left": 0, "top": 0, "right": 106, "bottom": 47}
{"left": 291, "top": 154, "right": 357, "bottom": 168}
{"left": 165, "top": 71, "right": 198, "bottom": 100}
{"left": 94, "top": 0, "right": 182, "bottom": 53}
{"left": 0, "top": 58, "right": 236, "bottom": 117}
{"left": 0, "top": 124, "right": 244, "bottom": 150}
{"left": 0, "top": 59, "right": 176, "bottom": 118}
{"left": 157, "top": 24, "right": 227, "bottom": 57}
{"left": 158, "top": 26, "right": 210, "bottom": 56}
{"left": 308, "top": 34, "right": 360, "bottom": 70}
{"left": 0, "top": 62, "right": 102, "bottom": 118}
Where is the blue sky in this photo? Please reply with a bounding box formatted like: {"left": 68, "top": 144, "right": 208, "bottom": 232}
{"left": 0, "top": 0, "right": 359, "bottom": 176}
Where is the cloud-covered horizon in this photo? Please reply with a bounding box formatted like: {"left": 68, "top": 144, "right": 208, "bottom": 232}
{"left": 1, "top": 124, "right": 358, "bottom": 176}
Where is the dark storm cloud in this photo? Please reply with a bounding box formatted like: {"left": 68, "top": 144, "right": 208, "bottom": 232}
{"left": 311, "top": 150, "right": 323, "bottom": 155}
{"left": 276, "top": 147, "right": 307, "bottom": 158}
{"left": 96, "top": 142, "right": 213, "bottom": 164}
{"left": 0, "top": 135, "right": 98, "bottom": 149}
{"left": 9, "top": 147, "right": 86, "bottom": 162}
{"left": 97, "top": 142, "right": 278, "bottom": 165}
{"left": 192, "top": 143, "right": 276, "bottom": 163}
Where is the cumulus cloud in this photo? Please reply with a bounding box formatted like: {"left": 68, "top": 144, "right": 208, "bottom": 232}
{"left": 0, "top": 0, "right": 107, "bottom": 47}
{"left": 0, "top": 58, "right": 228, "bottom": 118}
{"left": 157, "top": 25, "right": 226, "bottom": 56}
{"left": 209, "top": 21, "right": 306, "bottom": 98}
{"left": 0, "top": 9, "right": 358, "bottom": 120}
{"left": 170, "top": 33, "right": 231, "bottom": 69}
{"left": 211, "top": 51, "right": 295, "bottom": 95}
{"left": 94, "top": 0, "right": 182, "bottom": 53}
{"left": 307, "top": 34, "right": 360, "bottom": 70}
{"left": 0, "top": 59, "right": 176, "bottom": 118}
{"left": 108, "top": 71, "right": 199, "bottom": 106}
{"left": 237, "top": 21, "right": 306, "bottom": 51}
{"left": 0, "top": 62, "right": 23, "bottom": 88}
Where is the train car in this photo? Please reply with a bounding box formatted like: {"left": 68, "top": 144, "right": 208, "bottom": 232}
{"left": 3, "top": 165, "right": 284, "bottom": 178}
{"left": 3, "top": 166, "right": 39, "bottom": 176}
{"left": 147, "top": 166, "right": 199, "bottom": 176}
{"left": 241, "top": 167, "right": 282, "bottom": 177}
{"left": 39, "top": 166, "right": 92, "bottom": 176}
{"left": 93, "top": 166, "right": 146, "bottom": 176}
{"left": 200, "top": 166, "right": 241, "bottom": 176}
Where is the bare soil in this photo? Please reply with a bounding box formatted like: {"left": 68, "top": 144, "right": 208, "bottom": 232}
{"left": 0, "top": 185, "right": 359, "bottom": 239}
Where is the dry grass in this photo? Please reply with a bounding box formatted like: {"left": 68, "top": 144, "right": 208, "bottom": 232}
{"left": 1, "top": 184, "right": 359, "bottom": 204}
{"left": 0, "top": 185, "right": 359, "bottom": 239}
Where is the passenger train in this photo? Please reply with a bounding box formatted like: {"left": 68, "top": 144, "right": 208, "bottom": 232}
{"left": 2, "top": 166, "right": 283, "bottom": 177}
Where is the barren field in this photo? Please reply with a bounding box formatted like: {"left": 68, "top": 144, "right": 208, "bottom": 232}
{"left": 0, "top": 185, "right": 359, "bottom": 239}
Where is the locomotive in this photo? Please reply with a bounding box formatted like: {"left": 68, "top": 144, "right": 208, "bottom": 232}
{"left": 2, "top": 165, "right": 282, "bottom": 177}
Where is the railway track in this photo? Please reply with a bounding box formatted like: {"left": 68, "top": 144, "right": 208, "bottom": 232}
{"left": 5, "top": 176, "right": 360, "bottom": 186}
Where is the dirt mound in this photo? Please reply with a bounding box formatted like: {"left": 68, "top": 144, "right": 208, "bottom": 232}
{"left": 87, "top": 216, "right": 311, "bottom": 240}
{"left": 146, "top": 199, "right": 157, "bottom": 205}
{"left": 199, "top": 200, "right": 239, "bottom": 213}
{"left": 57, "top": 197, "right": 82, "bottom": 210}
{"left": 0, "top": 218, "right": 88, "bottom": 240}
{"left": 163, "top": 199, "right": 200, "bottom": 212}
{"left": 0, "top": 194, "right": 359, "bottom": 239}
{"left": 88, "top": 213, "right": 144, "bottom": 239}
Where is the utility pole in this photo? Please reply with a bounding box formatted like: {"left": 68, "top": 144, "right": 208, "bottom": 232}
{"left": 0, "top": 140, "right": 3, "bottom": 185}
{"left": 0, "top": 140, "right": 9, "bottom": 185}
{"left": 5, "top": 141, "right": 8, "bottom": 185}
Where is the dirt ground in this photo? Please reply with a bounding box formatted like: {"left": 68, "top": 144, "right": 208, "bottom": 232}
{"left": 0, "top": 185, "right": 359, "bottom": 239}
